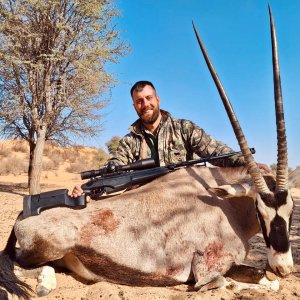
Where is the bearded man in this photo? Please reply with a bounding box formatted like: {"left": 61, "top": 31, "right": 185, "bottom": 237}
{"left": 109, "top": 80, "right": 245, "bottom": 167}
{"left": 71, "top": 80, "right": 271, "bottom": 198}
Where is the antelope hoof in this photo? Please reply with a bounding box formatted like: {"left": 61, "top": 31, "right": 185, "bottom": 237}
{"left": 195, "top": 271, "right": 227, "bottom": 291}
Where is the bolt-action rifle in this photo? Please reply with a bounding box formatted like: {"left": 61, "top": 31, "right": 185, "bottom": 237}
{"left": 23, "top": 148, "right": 255, "bottom": 218}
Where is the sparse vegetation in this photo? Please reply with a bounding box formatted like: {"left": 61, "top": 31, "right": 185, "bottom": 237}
{"left": 106, "top": 136, "right": 122, "bottom": 154}
{"left": 3, "top": 141, "right": 300, "bottom": 185}
{"left": 0, "top": 0, "right": 129, "bottom": 194}
{"left": 65, "top": 147, "right": 109, "bottom": 173}
{"left": 0, "top": 140, "right": 109, "bottom": 176}
{"left": 42, "top": 160, "right": 57, "bottom": 172}
{"left": 270, "top": 163, "right": 293, "bottom": 175}
{"left": 11, "top": 141, "right": 28, "bottom": 153}
{"left": 289, "top": 167, "right": 300, "bottom": 189}
{"left": 0, "top": 154, "right": 28, "bottom": 175}
{"left": 92, "top": 148, "right": 109, "bottom": 168}
{"left": 0, "top": 142, "right": 10, "bottom": 157}
{"left": 65, "top": 162, "right": 85, "bottom": 174}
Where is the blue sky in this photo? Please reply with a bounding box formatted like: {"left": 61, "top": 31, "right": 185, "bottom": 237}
{"left": 90, "top": 0, "right": 300, "bottom": 168}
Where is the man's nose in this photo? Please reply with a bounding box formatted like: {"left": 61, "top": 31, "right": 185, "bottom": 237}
{"left": 141, "top": 98, "right": 151, "bottom": 107}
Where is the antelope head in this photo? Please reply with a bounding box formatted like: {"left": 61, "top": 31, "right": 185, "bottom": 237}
{"left": 193, "top": 5, "right": 294, "bottom": 276}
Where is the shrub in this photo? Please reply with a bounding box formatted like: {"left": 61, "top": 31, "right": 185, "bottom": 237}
{"left": 66, "top": 161, "right": 87, "bottom": 173}
{"left": 65, "top": 147, "right": 109, "bottom": 173}
{"left": 0, "top": 142, "right": 10, "bottom": 157}
{"left": 91, "top": 148, "right": 109, "bottom": 168}
{"left": 43, "top": 159, "right": 56, "bottom": 171}
{"left": 49, "top": 154, "right": 64, "bottom": 166}
{"left": 63, "top": 147, "right": 81, "bottom": 163}
{"left": 11, "top": 140, "right": 28, "bottom": 153}
{"left": 289, "top": 167, "right": 300, "bottom": 189}
{"left": 0, "top": 155, "right": 28, "bottom": 175}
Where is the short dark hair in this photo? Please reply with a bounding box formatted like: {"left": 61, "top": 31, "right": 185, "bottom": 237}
{"left": 130, "top": 81, "right": 156, "bottom": 97}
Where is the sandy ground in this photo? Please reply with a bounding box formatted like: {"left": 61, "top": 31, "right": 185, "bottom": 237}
{"left": 0, "top": 171, "right": 300, "bottom": 300}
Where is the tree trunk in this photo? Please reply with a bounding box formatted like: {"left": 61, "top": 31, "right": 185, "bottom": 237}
{"left": 28, "top": 127, "right": 47, "bottom": 194}
{"left": 28, "top": 141, "right": 35, "bottom": 189}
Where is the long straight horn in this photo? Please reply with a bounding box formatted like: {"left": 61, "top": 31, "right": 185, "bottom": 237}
{"left": 268, "top": 6, "right": 288, "bottom": 191}
{"left": 192, "top": 21, "right": 270, "bottom": 194}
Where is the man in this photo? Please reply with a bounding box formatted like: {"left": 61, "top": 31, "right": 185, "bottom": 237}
{"left": 107, "top": 80, "right": 245, "bottom": 167}
{"left": 73, "top": 80, "right": 267, "bottom": 198}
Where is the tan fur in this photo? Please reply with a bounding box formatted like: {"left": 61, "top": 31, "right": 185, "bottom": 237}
{"left": 14, "top": 166, "right": 261, "bottom": 287}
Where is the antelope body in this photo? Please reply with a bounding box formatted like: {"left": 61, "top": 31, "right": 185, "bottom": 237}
{"left": 0, "top": 6, "right": 294, "bottom": 299}
{"left": 14, "top": 167, "right": 259, "bottom": 285}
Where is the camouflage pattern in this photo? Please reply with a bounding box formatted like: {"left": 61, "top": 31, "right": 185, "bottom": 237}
{"left": 109, "top": 110, "right": 245, "bottom": 167}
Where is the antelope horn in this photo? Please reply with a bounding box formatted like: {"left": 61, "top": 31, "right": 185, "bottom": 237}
{"left": 268, "top": 5, "right": 288, "bottom": 191}
{"left": 192, "top": 21, "right": 271, "bottom": 194}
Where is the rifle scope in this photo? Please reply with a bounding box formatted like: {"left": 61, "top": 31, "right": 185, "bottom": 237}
{"left": 80, "top": 158, "right": 156, "bottom": 180}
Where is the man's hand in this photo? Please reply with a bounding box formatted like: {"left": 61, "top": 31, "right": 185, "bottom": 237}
{"left": 70, "top": 185, "right": 90, "bottom": 203}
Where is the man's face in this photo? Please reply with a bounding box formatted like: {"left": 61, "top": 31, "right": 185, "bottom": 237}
{"left": 132, "top": 85, "right": 160, "bottom": 124}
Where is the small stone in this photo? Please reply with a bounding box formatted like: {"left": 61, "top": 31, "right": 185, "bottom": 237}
{"left": 265, "top": 270, "right": 278, "bottom": 281}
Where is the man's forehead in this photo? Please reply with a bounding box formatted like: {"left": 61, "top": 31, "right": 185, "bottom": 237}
{"left": 132, "top": 85, "right": 156, "bottom": 98}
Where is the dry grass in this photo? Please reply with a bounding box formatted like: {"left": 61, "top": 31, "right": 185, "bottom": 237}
{"left": 65, "top": 148, "right": 109, "bottom": 173}
{"left": 0, "top": 154, "right": 28, "bottom": 175}
{"left": 11, "top": 140, "right": 28, "bottom": 153}
{"left": 0, "top": 142, "right": 10, "bottom": 157}
{"left": 0, "top": 139, "right": 109, "bottom": 176}
{"left": 289, "top": 167, "right": 300, "bottom": 189}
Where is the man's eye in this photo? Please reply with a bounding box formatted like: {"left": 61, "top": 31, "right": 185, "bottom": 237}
{"left": 146, "top": 96, "right": 153, "bottom": 100}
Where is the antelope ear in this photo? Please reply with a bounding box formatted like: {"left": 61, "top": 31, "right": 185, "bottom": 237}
{"left": 208, "top": 183, "right": 253, "bottom": 198}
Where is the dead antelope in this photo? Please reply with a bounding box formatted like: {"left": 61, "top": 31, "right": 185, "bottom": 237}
{"left": 0, "top": 6, "right": 294, "bottom": 299}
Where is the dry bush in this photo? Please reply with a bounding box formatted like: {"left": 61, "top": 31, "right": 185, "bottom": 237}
{"left": 62, "top": 147, "right": 82, "bottom": 163}
{"left": 60, "top": 148, "right": 70, "bottom": 161}
{"left": 44, "top": 149, "right": 65, "bottom": 166}
{"left": 65, "top": 147, "right": 109, "bottom": 173}
{"left": 0, "top": 142, "right": 10, "bottom": 157}
{"left": 73, "top": 145, "right": 85, "bottom": 151}
{"left": 90, "top": 148, "right": 109, "bottom": 168}
{"left": 0, "top": 155, "right": 28, "bottom": 175}
{"left": 44, "top": 143, "right": 66, "bottom": 166}
{"left": 11, "top": 140, "right": 28, "bottom": 153}
{"left": 44, "top": 142, "right": 62, "bottom": 155}
{"left": 42, "top": 159, "right": 56, "bottom": 171}
{"left": 66, "top": 160, "right": 88, "bottom": 173}
{"left": 49, "top": 154, "right": 65, "bottom": 166}
{"left": 289, "top": 167, "right": 300, "bottom": 189}
{"left": 44, "top": 143, "right": 56, "bottom": 156}
{"left": 66, "top": 157, "right": 95, "bottom": 174}
{"left": 63, "top": 146, "right": 97, "bottom": 163}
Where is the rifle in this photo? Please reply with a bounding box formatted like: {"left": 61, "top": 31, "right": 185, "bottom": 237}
{"left": 22, "top": 148, "right": 255, "bottom": 218}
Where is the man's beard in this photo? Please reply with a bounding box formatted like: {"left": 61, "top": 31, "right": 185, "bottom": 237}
{"left": 139, "top": 106, "right": 160, "bottom": 125}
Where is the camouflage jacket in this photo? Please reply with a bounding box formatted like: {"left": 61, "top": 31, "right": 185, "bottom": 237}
{"left": 110, "top": 110, "right": 245, "bottom": 167}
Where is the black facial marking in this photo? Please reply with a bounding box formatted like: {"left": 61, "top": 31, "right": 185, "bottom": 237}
{"left": 259, "top": 190, "right": 288, "bottom": 209}
{"left": 289, "top": 209, "right": 293, "bottom": 232}
{"left": 255, "top": 191, "right": 293, "bottom": 253}
{"left": 256, "top": 205, "right": 270, "bottom": 248}
{"left": 275, "top": 190, "right": 288, "bottom": 206}
{"left": 269, "top": 214, "right": 290, "bottom": 253}
{"left": 259, "top": 192, "right": 276, "bottom": 208}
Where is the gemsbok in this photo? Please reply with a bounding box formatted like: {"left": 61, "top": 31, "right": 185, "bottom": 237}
{"left": 0, "top": 6, "right": 294, "bottom": 299}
